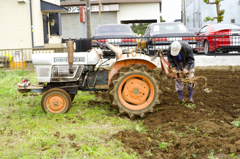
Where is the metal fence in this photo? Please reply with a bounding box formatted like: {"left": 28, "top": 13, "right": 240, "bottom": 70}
{"left": 0, "top": 48, "right": 67, "bottom": 70}
{"left": 91, "top": 35, "right": 240, "bottom": 57}
{"left": 1, "top": 34, "right": 240, "bottom": 70}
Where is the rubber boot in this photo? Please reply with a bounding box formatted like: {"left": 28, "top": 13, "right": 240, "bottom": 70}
{"left": 178, "top": 91, "right": 183, "bottom": 100}
{"left": 188, "top": 88, "right": 194, "bottom": 103}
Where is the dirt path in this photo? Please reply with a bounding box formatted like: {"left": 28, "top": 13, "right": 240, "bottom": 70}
{"left": 111, "top": 70, "right": 240, "bottom": 158}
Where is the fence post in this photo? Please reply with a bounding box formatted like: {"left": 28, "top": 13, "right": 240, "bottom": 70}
{"left": 214, "top": 35, "right": 216, "bottom": 57}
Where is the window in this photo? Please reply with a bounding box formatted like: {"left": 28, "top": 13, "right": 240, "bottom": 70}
{"left": 96, "top": 25, "right": 132, "bottom": 34}
{"left": 152, "top": 23, "right": 188, "bottom": 34}
{"left": 212, "top": 23, "right": 240, "bottom": 31}
{"left": 199, "top": 26, "right": 208, "bottom": 35}
{"left": 231, "top": 19, "right": 235, "bottom": 23}
{"left": 144, "top": 26, "right": 150, "bottom": 36}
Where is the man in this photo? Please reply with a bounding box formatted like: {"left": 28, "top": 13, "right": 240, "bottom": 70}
{"left": 167, "top": 41, "right": 195, "bottom": 102}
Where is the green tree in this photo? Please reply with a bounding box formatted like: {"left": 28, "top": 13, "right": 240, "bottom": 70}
{"left": 160, "top": 16, "right": 166, "bottom": 22}
{"left": 203, "top": 0, "right": 225, "bottom": 23}
{"left": 131, "top": 23, "right": 149, "bottom": 35}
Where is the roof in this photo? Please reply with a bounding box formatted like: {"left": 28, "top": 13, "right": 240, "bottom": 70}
{"left": 41, "top": 0, "right": 68, "bottom": 13}
{"left": 61, "top": 0, "right": 162, "bottom": 6}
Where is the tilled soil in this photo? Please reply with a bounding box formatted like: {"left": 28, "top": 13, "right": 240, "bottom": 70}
{"left": 110, "top": 70, "right": 240, "bottom": 158}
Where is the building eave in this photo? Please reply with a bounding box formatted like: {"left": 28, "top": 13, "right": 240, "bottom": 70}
{"left": 61, "top": 0, "right": 161, "bottom": 6}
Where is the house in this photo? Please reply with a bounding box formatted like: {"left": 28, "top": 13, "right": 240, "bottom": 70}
{"left": 0, "top": 0, "right": 67, "bottom": 50}
{"left": 184, "top": 0, "right": 240, "bottom": 28}
{"left": 60, "top": 0, "right": 162, "bottom": 39}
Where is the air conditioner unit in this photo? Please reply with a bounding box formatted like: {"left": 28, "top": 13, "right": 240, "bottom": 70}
{"left": 18, "top": 0, "right": 27, "bottom": 3}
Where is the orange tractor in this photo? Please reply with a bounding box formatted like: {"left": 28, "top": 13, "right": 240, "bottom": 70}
{"left": 18, "top": 38, "right": 206, "bottom": 118}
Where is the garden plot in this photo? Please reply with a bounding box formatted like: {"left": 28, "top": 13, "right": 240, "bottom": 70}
{"left": 112, "top": 70, "right": 240, "bottom": 158}
{"left": 1, "top": 69, "right": 240, "bottom": 158}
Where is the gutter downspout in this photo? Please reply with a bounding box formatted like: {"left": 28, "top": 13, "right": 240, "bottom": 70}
{"left": 30, "top": 0, "right": 34, "bottom": 48}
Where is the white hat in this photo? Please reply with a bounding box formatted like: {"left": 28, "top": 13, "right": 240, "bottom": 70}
{"left": 170, "top": 41, "right": 181, "bottom": 56}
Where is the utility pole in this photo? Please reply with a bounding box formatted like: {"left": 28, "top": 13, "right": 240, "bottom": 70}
{"left": 99, "top": 0, "right": 101, "bottom": 25}
{"left": 86, "top": 0, "right": 92, "bottom": 38}
{"left": 182, "top": 0, "right": 186, "bottom": 25}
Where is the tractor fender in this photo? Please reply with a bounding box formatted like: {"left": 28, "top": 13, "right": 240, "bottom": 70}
{"left": 108, "top": 58, "right": 158, "bottom": 84}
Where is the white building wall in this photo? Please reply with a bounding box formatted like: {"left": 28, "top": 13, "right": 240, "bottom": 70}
{"left": 161, "top": 0, "right": 181, "bottom": 22}
{"left": 0, "top": 0, "right": 32, "bottom": 49}
{"left": 186, "top": 0, "right": 240, "bottom": 28}
{"left": 118, "top": 3, "right": 160, "bottom": 23}
{"left": 32, "top": 0, "right": 45, "bottom": 47}
{"left": 0, "top": 0, "right": 61, "bottom": 49}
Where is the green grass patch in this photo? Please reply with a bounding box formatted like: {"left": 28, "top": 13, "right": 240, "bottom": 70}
{"left": 0, "top": 70, "right": 141, "bottom": 158}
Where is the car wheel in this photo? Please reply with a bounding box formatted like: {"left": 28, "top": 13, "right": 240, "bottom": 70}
{"left": 204, "top": 41, "right": 212, "bottom": 55}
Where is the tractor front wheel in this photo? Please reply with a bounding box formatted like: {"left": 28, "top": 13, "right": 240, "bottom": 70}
{"left": 41, "top": 88, "right": 71, "bottom": 114}
{"left": 109, "top": 65, "right": 162, "bottom": 118}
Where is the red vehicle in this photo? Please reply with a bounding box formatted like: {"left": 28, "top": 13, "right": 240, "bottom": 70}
{"left": 195, "top": 23, "right": 240, "bottom": 54}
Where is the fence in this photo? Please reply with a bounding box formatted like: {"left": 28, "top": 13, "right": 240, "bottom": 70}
{"left": 91, "top": 35, "right": 240, "bottom": 57}
{"left": 1, "top": 34, "right": 240, "bottom": 70}
{"left": 0, "top": 48, "right": 67, "bottom": 70}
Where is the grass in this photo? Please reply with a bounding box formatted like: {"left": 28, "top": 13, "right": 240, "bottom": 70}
{"left": 0, "top": 70, "right": 142, "bottom": 158}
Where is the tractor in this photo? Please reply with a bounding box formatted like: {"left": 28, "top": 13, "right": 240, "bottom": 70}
{"left": 17, "top": 38, "right": 206, "bottom": 118}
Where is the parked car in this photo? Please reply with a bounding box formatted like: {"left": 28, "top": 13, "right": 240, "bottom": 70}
{"left": 143, "top": 22, "right": 197, "bottom": 54}
{"left": 195, "top": 23, "right": 240, "bottom": 54}
{"left": 92, "top": 24, "right": 138, "bottom": 50}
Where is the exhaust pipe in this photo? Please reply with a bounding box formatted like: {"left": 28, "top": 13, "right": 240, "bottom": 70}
{"left": 67, "top": 38, "right": 74, "bottom": 74}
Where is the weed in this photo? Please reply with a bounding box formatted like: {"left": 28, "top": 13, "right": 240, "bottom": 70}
{"left": 230, "top": 153, "right": 235, "bottom": 158}
{"left": 207, "top": 149, "right": 214, "bottom": 159}
{"left": 181, "top": 99, "right": 186, "bottom": 105}
{"left": 192, "top": 153, "right": 197, "bottom": 158}
{"left": 231, "top": 120, "right": 240, "bottom": 127}
{"left": 156, "top": 108, "right": 162, "bottom": 111}
{"left": 185, "top": 104, "right": 196, "bottom": 109}
{"left": 134, "top": 121, "right": 147, "bottom": 133}
{"left": 204, "top": 133, "right": 209, "bottom": 137}
{"left": 178, "top": 133, "right": 183, "bottom": 137}
{"left": 199, "top": 102, "right": 204, "bottom": 105}
{"left": 148, "top": 137, "right": 152, "bottom": 142}
{"left": 219, "top": 149, "right": 223, "bottom": 152}
{"left": 158, "top": 142, "right": 168, "bottom": 152}
{"left": 154, "top": 126, "right": 162, "bottom": 133}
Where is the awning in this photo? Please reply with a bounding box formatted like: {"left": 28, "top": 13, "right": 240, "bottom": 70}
{"left": 41, "top": 0, "right": 68, "bottom": 13}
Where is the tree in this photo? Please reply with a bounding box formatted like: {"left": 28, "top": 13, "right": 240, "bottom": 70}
{"left": 203, "top": 0, "right": 225, "bottom": 23}
{"left": 131, "top": 23, "right": 149, "bottom": 35}
{"left": 160, "top": 16, "right": 166, "bottom": 22}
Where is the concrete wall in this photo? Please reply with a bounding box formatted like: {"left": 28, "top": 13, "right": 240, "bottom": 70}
{"left": 118, "top": 3, "right": 160, "bottom": 23}
{"left": 161, "top": 0, "right": 181, "bottom": 22}
{"left": 186, "top": 0, "right": 240, "bottom": 28}
{"left": 0, "top": 0, "right": 32, "bottom": 49}
{"left": 61, "top": 12, "right": 117, "bottom": 39}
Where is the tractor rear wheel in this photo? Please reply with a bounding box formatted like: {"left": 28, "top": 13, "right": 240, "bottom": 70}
{"left": 41, "top": 88, "right": 71, "bottom": 114}
{"left": 108, "top": 64, "right": 162, "bottom": 118}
